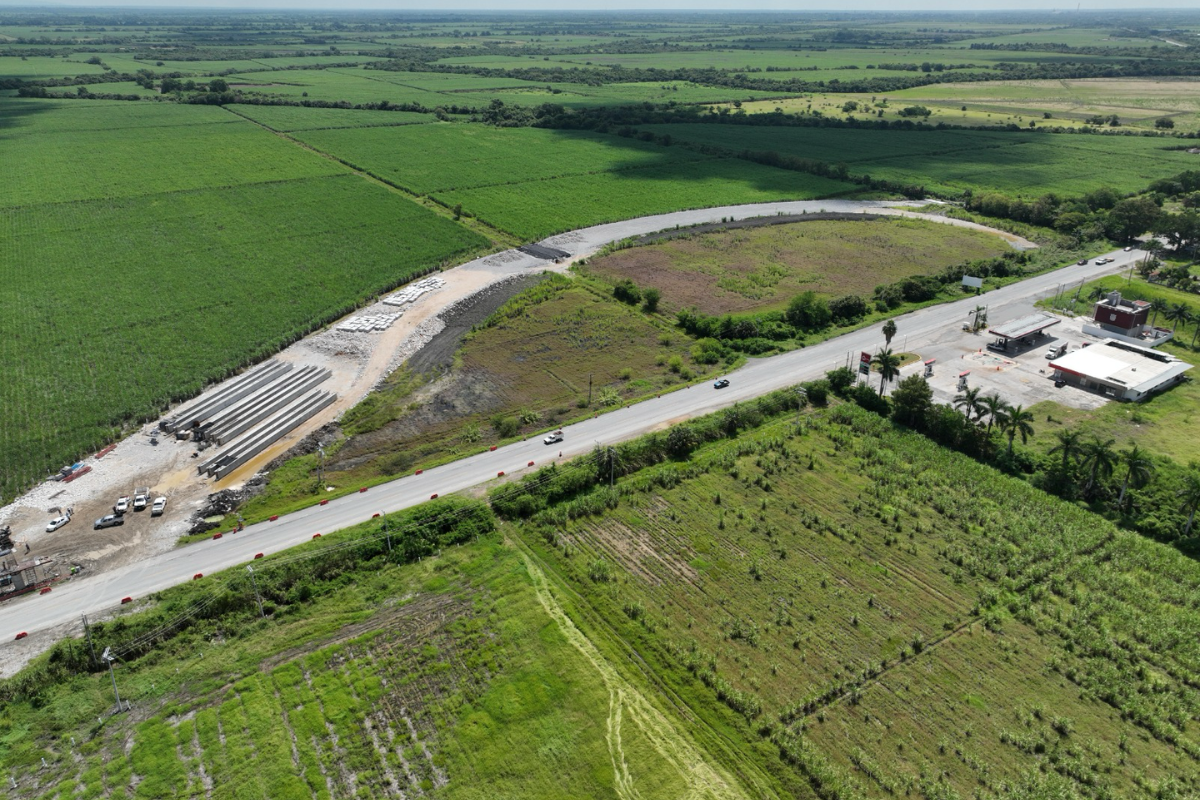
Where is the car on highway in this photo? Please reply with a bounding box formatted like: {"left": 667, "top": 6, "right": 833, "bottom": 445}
{"left": 151, "top": 496, "right": 167, "bottom": 517}
{"left": 714, "top": 378, "right": 730, "bottom": 389}
{"left": 543, "top": 430, "right": 564, "bottom": 445}
{"left": 114, "top": 496, "right": 129, "bottom": 515}
{"left": 94, "top": 514, "right": 125, "bottom": 530}
{"left": 1077, "top": 258, "right": 1088, "bottom": 265}
{"left": 1124, "top": 246, "right": 1133, "bottom": 252}
{"left": 46, "top": 512, "right": 71, "bottom": 533}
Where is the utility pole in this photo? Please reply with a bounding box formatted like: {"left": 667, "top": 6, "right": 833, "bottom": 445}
{"left": 588, "top": 374, "right": 593, "bottom": 407}
{"left": 246, "top": 566, "right": 264, "bottom": 618}
{"left": 794, "top": 386, "right": 807, "bottom": 429}
{"left": 81, "top": 614, "right": 97, "bottom": 666}
{"left": 609, "top": 447, "right": 616, "bottom": 489}
{"left": 316, "top": 446, "right": 325, "bottom": 490}
{"left": 382, "top": 512, "right": 391, "bottom": 553}
{"left": 101, "top": 648, "right": 122, "bottom": 713}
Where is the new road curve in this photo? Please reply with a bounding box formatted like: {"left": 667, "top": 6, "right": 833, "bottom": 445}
{"left": 0, "top": 207, "right": 1141, "bottom": 647}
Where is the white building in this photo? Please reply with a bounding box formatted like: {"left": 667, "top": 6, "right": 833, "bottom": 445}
{"left": 1049, "top": 339, "right": 1192, "bottom": 402}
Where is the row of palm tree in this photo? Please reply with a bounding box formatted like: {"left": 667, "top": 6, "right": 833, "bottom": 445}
{"left": 1047, "top": 431, "right": 1154, "bottom": 508}
{"left": 951, "top": 387, "right": 1034, "bottom": 455}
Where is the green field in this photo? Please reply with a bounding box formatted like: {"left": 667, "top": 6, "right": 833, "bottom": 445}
{"left": 230, "top": 104, "right": 434, "bottom": 131}
{"left": 643, "top": 123, "right": 1200, "bottom": 196}
{"left": 294, "top": 123, "right": 707, "bottom": 194}
{"left": 0, "top": 55, "right": 107, "bottom": 79}
{"left": 0, "top": 100, "right": 343, "bottom": 208}
{"left": 438, "top": 158, "right": 853, "bottom": 240}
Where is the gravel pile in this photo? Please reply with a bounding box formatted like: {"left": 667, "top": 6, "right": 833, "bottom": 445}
{"left": 480, "top": 249, "right": 527, "bottom": 267}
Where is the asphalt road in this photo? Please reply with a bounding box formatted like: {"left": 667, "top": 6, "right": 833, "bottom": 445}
{"left": 0, "top": 238, "right": 1142, "bottom": 645}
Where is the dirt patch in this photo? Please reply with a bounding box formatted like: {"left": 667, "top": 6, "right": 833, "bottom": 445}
{"left": 406, "top": 274, "right": 546, "bottom": 375}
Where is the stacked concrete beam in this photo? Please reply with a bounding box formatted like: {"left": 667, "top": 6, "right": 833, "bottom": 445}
{"left": 200, "top": 392, "right": 337, "bottom": 479}
{"left": 206, "top": 366, "right": 332, "bottom": 445}
{"left": 162, "top": 360, "right": 292, "bottom": 432}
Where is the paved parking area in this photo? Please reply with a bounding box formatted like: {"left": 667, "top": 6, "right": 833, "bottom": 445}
{"left": 894, "top": 312, "right": 1113, "bottom": 411}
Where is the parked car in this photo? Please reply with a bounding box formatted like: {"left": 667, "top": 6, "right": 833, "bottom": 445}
{"left": 46, "top": 511, "right": 71, "bottom": 533}
{"left": 1046, "top": 344, "right": 1068, "bottom": 359}
{"left": 714, "top": 378, "right": 730, "bottom": 389}
{"left": 133, "top": 487, "right": 150, "bottom": 511}
{"left": 114, "top": 496, "right": 129, "bottom": 515}
{"left": 94, "top": 514, "right": 125, "bottom": 530}
{"left": 543, "top": 430, "right": 564, "bottom": 445}
{"left": 151, "top": 497, "right": 167, "bottom": 517}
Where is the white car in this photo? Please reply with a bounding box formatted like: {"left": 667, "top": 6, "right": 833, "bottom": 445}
{"left": 1123, "top": 246, "right": 1133, "bottom": 252}
{"left": 543, "top": 430, "right": 564, "bottom": 445}
{"left": 114, "top": 496, "right": 129, "bottom": 515}
{"left": 151, "top": 497, "right": 167, "bottom": 517}
{"left": 46, "top": 513, "right": 71, "bottom": 533}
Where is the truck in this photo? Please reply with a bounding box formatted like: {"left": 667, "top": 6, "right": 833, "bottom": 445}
{"left": 1046, "top": 343, "right": 1068, "bottom": 359}
{"left": 133, "top": 487, "right": 151, "bottom": 512}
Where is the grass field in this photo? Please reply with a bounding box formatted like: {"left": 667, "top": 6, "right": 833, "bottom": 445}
{"left": 737, "top": 78, "right": 1200, "bottom": 131}
{"left": 298, "top": 276, "right": 719, "bottom": 495}
{"left": 582, "top": 216, "right": 1011, "bottom": 315}
{"left": 643, "top": 123, "right": 1200, "bottom": 196}
{"left": 0, "top": 55, "right": 107, "bottom": 79}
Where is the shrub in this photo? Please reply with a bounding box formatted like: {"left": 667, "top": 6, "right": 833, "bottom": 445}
{"left": 826, "top": 367, "right": 856, "bottom": 396}
{"left": 667, "top": 355, "right": 684, "bottom": 373}
{"left": 491, "top": 415, "right": 520, "bottom": 438}
{"left": 642, "top": 287, "right": 661, "bottom": 313}
{"left": 691, "top": 338, "right": 726, "bottom": 365}
{"left": 802, "top": 379, "right": 830, "bottom": 406}
{"left": 828, "top": 294, "right": 868, "bottom": 323}
{"left": 613, "top": 279, "right": 642, "bottom": 305}
{"left": 784, "top": 292, "right": 831, "bottom": 331}
{"left": 666, "top": 425, "right": 699, "bottom": 459}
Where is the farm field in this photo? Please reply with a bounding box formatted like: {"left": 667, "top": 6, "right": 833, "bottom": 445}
{"left": 0, "top": 55, "right": 107, "bottom": 79}
{"left": 581, "top": 216, "right": 1011, "bottom": 315}
{"left": 642, "top": 123, "right": 1200, "bottom": 196}
{"left": 436, "top": 159, "right": 854, "bottom": 240}
{"left": 293, "top": 122, "right": 708, "bottom": 194}
{"left": 506, "top": 404, "right": 1200, "bottom": 797}
{"left": 223, "top": 68, "right": 449, "bottom": 106}
{"left": 0, "top": 100, "right": 344, "bottom": 208}
{"left": 230, "top": 104, "right": 434, "bottom": 132}
{"left": 0, "top": 505, "right": 730, "bottom": 800}
{"left": 0, "top": 170, "right": 486, "bottom": 501}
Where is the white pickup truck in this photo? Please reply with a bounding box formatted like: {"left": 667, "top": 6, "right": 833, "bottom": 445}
{"left": 133, "top": 487, "right": 151, "bottom": 512}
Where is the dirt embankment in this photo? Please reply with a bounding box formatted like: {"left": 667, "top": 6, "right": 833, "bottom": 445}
{"left": 330, "top": 275, "right": 546, "bottom": 472}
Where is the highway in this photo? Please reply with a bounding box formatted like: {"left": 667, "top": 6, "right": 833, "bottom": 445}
{"left": 0, "top": 233, "right": 1142, "bottom": 648}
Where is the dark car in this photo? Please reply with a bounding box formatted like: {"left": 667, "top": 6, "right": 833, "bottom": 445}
{"left": 94, "top": 514, "right": 125, "bottom": 530}
{"left": 714, "top": 378, "right": 730, "bottom": 389}
{"left": 1077, "top": 259, "right": 1088, "bottom": 265}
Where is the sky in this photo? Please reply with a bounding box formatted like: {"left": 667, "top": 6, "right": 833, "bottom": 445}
{"left": 0, "top": 0, "right": 1196, "bottom": 9}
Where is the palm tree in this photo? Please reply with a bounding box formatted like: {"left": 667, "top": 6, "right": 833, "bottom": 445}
{"left": 1179, "top": 470, "right": 1200, "bottom": 537}
{"left": 1048, "top": 428, "right": 1084, "bottom": 473}
{"left": 971, "top": 305, "right": 988, "bottom": 331}
{"left": 953, "top": 386, "right": 985, "bottom": 422}
{"left": 871, "top": 348, "right": 902, "bottom": 396}
{"left": 1087, "top": 286, "right": 1108, "bottom": 302}
{"left": 1079, "top": 437, "right": 1118, "bottom": 499}
{"left": 980, "top": 393, "right": 1006, "bottom": 434}
{"left": 1164, "top": 302, "right": 1192, "bottom": 334}
{"left": 997, "top": 403, "right": 1035, "bottom": 456}
{"left": 882, "top": 319, "right": 897, "bottom": 348}
{"left": 1149, "top": 297, "right": 1169, "bottom": 327}
{"left": 1116, "top": 443, "right": 1155, "bottom": 513}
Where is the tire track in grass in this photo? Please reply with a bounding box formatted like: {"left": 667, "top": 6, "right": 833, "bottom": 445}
{"left": 520, "top": 551, "right": 750, "bottom": 800}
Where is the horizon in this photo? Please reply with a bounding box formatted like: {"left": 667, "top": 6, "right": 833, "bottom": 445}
{"left": 1, "top": 2, "right": 1199, "bottom": 12}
